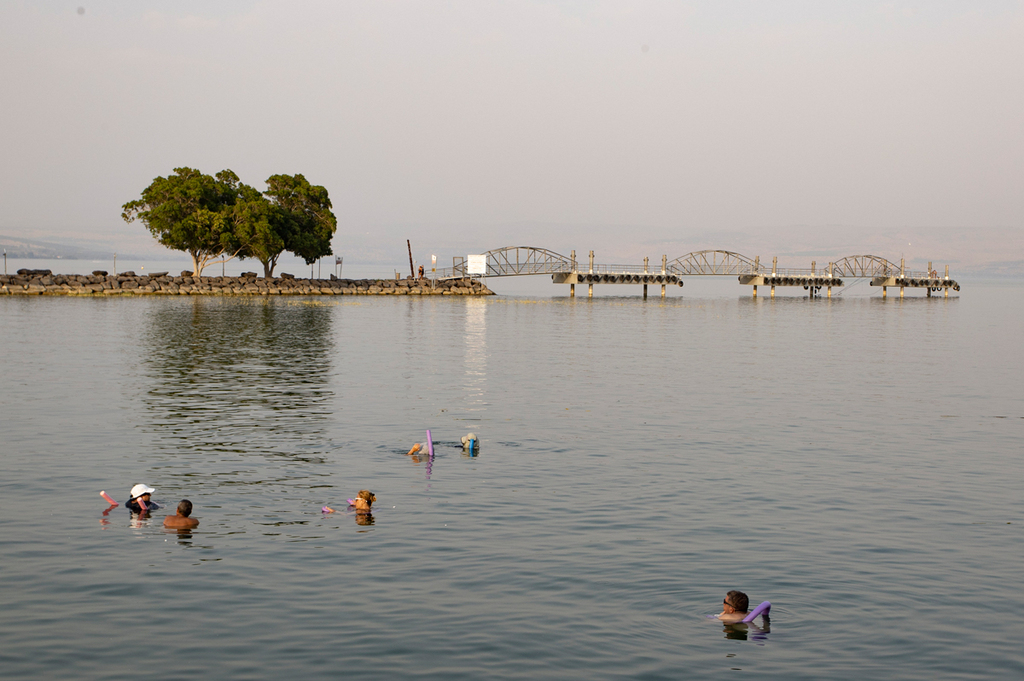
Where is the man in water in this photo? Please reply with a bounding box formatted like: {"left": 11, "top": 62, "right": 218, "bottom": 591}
{"left": 163, "top": 499, "right": 199, "bottom": 529}
{"left": 716, "top": 591, "right": 749, "bottom": 623}
{"left": 126, "top": 483, "right": 159, "bottom": 513}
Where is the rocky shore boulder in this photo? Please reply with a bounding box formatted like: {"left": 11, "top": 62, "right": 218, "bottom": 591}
{"left": 0, "top": 272, "right": 495, "bottom": 297}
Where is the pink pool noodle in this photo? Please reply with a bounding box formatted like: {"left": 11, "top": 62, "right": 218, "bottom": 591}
{"left": 137, "top": 498, "right": 148, "bottom": 511}
{"left": 742, "top": 601, "right": 771, "bottom": 623}
{"left": 426, "top": 430, "right": 434, "bottom": 457}
{"left": 100, "top": 491, "right": 118, "bottom": 506}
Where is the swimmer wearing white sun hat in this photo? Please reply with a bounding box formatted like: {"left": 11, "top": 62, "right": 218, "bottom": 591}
{"left": 126, "top": 483, "right": 159, "bottom": 513}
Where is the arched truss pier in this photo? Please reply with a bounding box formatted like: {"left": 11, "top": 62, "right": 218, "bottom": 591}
{"left": 436, "top": 247, "right": 954, "bottom": 289}
{"left": 666, "top": 252, "right": 904, "bottom": 278}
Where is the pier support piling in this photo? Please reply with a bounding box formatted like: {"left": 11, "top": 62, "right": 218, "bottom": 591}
{"left": 570, "top": 250, "right": 576, "bottom": 297}
{"left": 643, "top": 257, "right": 648, "bottom": 299}
{"left": 588, "top": 250, "right": 594, "bottom": 298}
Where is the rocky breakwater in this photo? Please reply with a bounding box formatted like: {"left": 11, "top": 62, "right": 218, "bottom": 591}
{"left": 0, "top": 269, "right": 495, "bottom": 297}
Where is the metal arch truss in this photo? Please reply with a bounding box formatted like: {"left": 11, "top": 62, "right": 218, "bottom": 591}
{"left": 442, "top": 246, "right": 574, "bottom": 279}
{"left": 484, "top": 246, "right": 574, "bottom": 276}
{"left": 666, "top": 250, "right": 758, "bottom": 276}
{"left": 667, "top": 252, "right": 902, "bottom": 277}
{"left": 828, "top": 255, "right": 899, "bottom": 277}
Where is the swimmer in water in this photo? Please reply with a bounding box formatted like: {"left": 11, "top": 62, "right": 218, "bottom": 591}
{"left": 406, "top": 443, "right": 424, "bottom": 464}
{"left": 126, "top": 483, "right": 159, "bottom": 514}
{"left": 716, "top": 591, "right": 750, "bottom": 623}
{"left": 350, "top": 490, "right": 376, "bottom": 513}
{"left": 163, "top": 499, "right": 199, "bottom": 529}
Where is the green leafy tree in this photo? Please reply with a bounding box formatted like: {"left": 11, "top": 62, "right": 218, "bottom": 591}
{"left": 265, "top": 174, "right": 337, "bottom": 270}
{"left": 223, "top": 180, "right": 283, "bottom": 278}
{"left": 124, "top": 168, "right": 337, "bottom": 278}
{"left": 122, "top": 167, "right": 243, "bottom": 275}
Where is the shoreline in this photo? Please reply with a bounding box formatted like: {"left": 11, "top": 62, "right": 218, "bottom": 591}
{"left": 0, "top": 270, "right": 494, "bottom": 297}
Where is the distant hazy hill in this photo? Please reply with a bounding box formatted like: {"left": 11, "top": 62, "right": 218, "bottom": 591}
{"left": 0, "top": 235, "right": 118, "bottom": 260}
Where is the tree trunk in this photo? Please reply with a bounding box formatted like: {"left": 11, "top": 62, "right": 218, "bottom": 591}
{"left": 191, "top": 252, "right": 202, "bottom": 276}
{"left": 262, "top": 259, "right": 273, "bottom": 278}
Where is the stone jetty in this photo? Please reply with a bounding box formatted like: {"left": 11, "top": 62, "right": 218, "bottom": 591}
{"left": 0, "top": 269, "right": 494, "bottom": 297}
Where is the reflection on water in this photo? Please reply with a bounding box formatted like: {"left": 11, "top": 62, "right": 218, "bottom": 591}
{"left": 463, "top": 298, "right": 487, "bottom": 412}
{"left": 722, "top": 619, "right": 771, "bottom": 642}
{"left": 140, "top": 298, "right": 335, "bottom": 496}
{"left": 164, "top": 527, "right": 196, "bottom": 546}
{"left": 128, "top": 510, "right": 155, "bottom": 530}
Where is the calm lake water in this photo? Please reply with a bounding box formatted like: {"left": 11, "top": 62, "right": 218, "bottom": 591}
{"left": 1, "top": 279, "right": 1022, "bottom": 680}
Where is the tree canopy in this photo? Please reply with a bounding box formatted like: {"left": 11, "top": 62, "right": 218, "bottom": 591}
{"left": 265, "top": 174, "right": 337, "bottom": 271}
{"left": 123, "top": 168, "right": 337, "bottom": 277}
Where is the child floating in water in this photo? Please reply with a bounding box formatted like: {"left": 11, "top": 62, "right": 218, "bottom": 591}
{"left": 163, "top": 499, "right": 199, "bottom": 529}
{"left": 350, "top": 490, "right": 376, "bottom": 513}
{"left": 716, "top": 591, "right": 750, "bottom": 623}
{"left": 322, "top": 490, "right": 377, "bottom": 515}
{"left": 126, "top": 484, "right": 159, "bottom": 513}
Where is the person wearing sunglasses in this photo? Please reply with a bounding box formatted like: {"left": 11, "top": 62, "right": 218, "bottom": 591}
{"left": 716, "top": 591, "right": 750, "bottom": 623}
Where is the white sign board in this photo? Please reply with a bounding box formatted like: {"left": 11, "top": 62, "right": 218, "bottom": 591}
{"left": 467, "top": 254, "right": 487, "bottom": 275}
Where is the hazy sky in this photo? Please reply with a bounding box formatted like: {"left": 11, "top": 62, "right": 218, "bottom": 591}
{"left": 2, "top": 1, "right": 1021, "bottom": 268}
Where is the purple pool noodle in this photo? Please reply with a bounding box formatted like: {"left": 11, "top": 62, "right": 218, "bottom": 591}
{"left": 426, "top": 430, "right": 434, "bottom": 457}
{"left": 347, "top": 499, "right": 355, "bottom": 505}
{"left": 742, "top": 601, "right": 771, "bottom": 623}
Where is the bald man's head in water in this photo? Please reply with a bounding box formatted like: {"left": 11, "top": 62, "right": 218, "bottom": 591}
{"left": 164, "top": 499, "right": 199, "bottom": 529}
